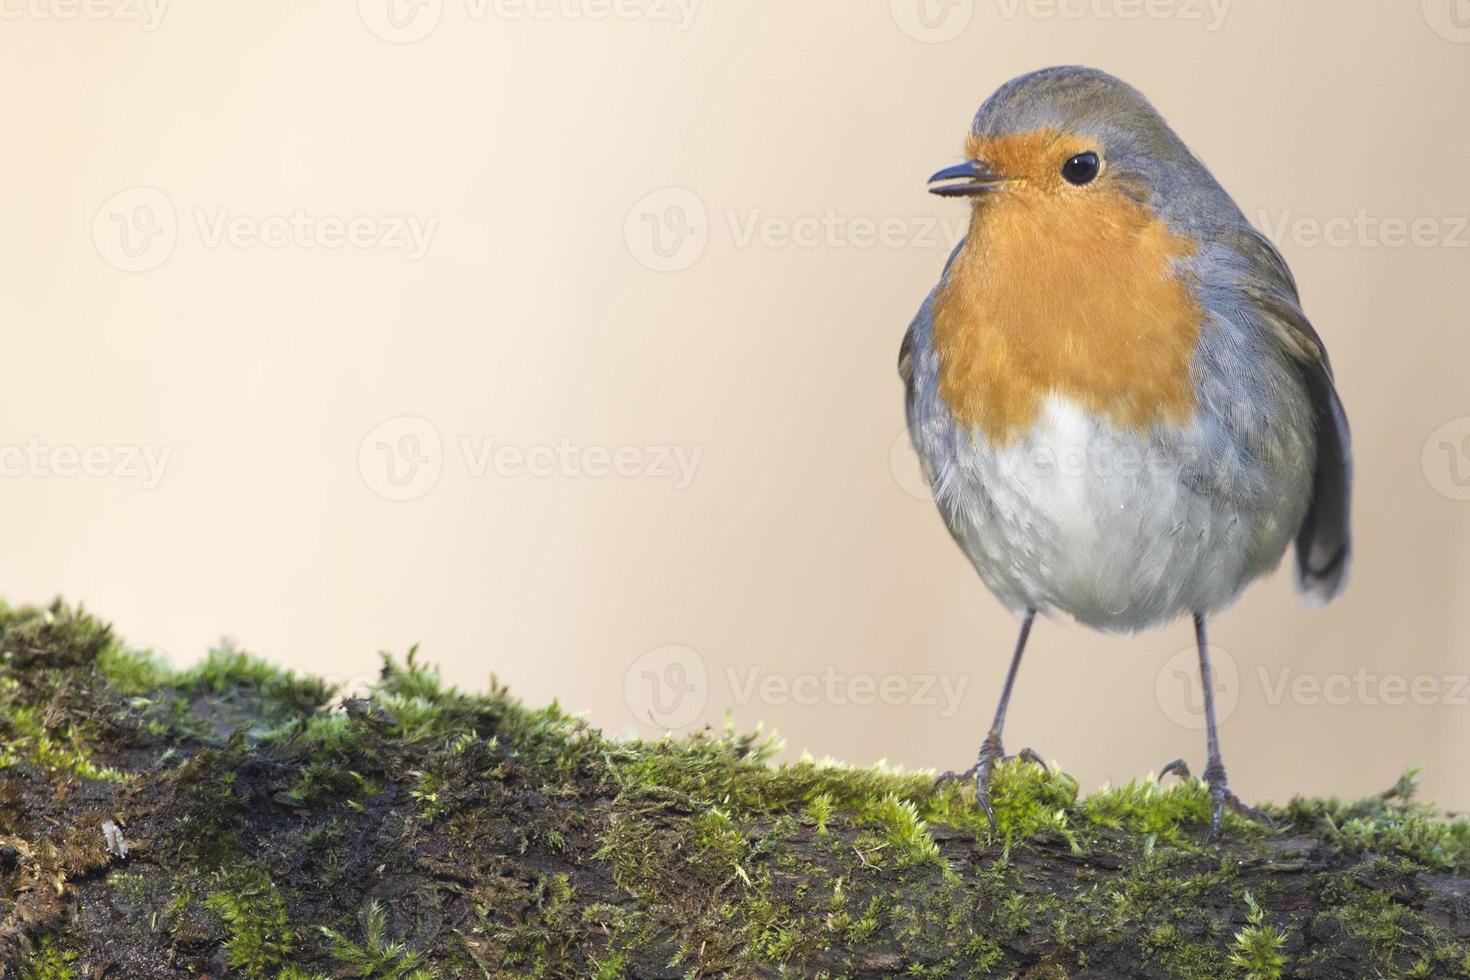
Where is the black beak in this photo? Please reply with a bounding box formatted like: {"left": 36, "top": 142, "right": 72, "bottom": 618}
{"left": 928, "top": 160, "right": 1010, "bottom": 197}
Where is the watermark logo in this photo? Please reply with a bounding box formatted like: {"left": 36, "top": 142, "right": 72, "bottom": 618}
{"left": 192, "top": 209, "right": 437, "bottom": 259}
{"left": 92, "top": 187, "right": 178, "bottom": 273}
{"left": 1423, "top": 416, "right": 1470, "bottom": 501}
{"left": 1155, "top": 645, "right": 1238, "bottom": 730}
{"left": 889, "top": 0, "right": 974, "bottom": 42}
{"left": 890, "top": 417, "right": 1231, "bottom": 507}
{"left": 358, "top": 0, "right": 443, "bottom": 42}
{"left": 726, "top": 665, "right": 969, "bottom": 718}
{"left": 624, "top": 187, "right": 709, "bottom": 273}
{"left": 625, "top": 644, "right": 707, "bottom": 730}
{"left": 0, "top": 439, "right": 172, "bottom": 489}
{"left": 460, "top": 438, "right": 702, "bottom": 487}
{"left": 92, "top": 188, "right": 437, "bottom": 272}
{"left": 0, "top": 0, "right": 168, "bottom": 30}
{"left": 358, "top": 416, "right": 444, "bottom": 502}
{"left": 357, "top": 419, "right": 703, "bottom": 501}
{"left": 625, "top": 187, "right": 966, "bottom": 272}
{"left": 994, "top": 0, "right": 1230, "bottom": 29}
{"left": 890, "top": 426, "right": 934, "bottom": 503}
{"left": 359, "top": 0, "right": 701, "bottom": 42}
{"left": 1423, "top": 0, "right": 1470, "bottom": 43}
{"left": 1260, "top": 667, "right": 1470, "bottom": 708}
{"left": 622, "top": 645, "right": 972, "bottom": 733}
{"left": 1257, "top": 209, "right": 1469, "bottom": 250}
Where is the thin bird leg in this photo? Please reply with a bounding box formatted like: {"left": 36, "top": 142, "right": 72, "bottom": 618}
{"left": 1160, "top": 614, "right": 1273, "bottom": 841}
{"left": 937, "top": 610, "right": 1043, "bottom": 831}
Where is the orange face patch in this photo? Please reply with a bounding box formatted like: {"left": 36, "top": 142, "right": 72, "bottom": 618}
{"left": 933, "top": 129, "right": 1204, "bottom": 444}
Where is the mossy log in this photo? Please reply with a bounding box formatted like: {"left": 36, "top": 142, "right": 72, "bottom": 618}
{"left": 1, "top": 601, "right": 1469, "bottom": 979}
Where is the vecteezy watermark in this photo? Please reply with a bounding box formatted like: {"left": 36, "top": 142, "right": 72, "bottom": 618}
{"left": 888, "top": 417, "right": 1233, "bottom": 505}
{"left": 92, "top": 187, "right": 438, "bottom": 273}
{"left": 624, "top": 188, "right": 709, "bottom": 273}
{"left": 725, "top": 666, "right": 970, "bottom": 718}
{"left": 1155, "top": 644, "right": 1239, "bottom": 730}
{"left": 889, "top": 427, "right": 934, "bottom": 503}
{"left": 1155, "top": 643, "right": 1470, "bottom": 728}
{"left": 1422, "top": 0, "right": 1470, "bottom": 43}
{"left": 624, "top": 187, "right": 968, "bottom": 273}
{"left": 358, "top": 416, "right": 704, "bottom": 501}
{"left": 889, "top": 0, "right": 975, "bottom": 43}
{"left": 993, "top": 0, "right": 1230, "bottom": 29}
{"left": 625, "top": 645, "right": 708, "bottom": 730}
{"left": 623, "top": 645, "right": 973, "bottom": 732}
{"left": 725, "top": 210, "right": 965, "bottom": 252}
{"left": 1257, "top": 209, "right": 1470, "bottom": 250}
{"left": 0, "top": 440, "right": 172, "bottom": 489}
{"left": 357, "top": 0, "right": 700, "bottom": 43}
{"left": 0, "top": 0, "right": 168, "bottom": 30}
{"left": 460, "top": 438, "right": 702, "bottom": 488}
{"left": 357, "top": 0, "right": 443, "bottom": 42}
{"left": 92, "top": 188, "right": 178, "bottom": 273}
{"left": 890, "top": 0, "right": 1227, "bottom": 42}
{"left": 358, "top": 416, "right": 445, "bottom": 503}
{"left": 1423, "top": 416, "right": 1470, "bottom": 501}
{"left": 1260, "top": 667, "right": 1470, "bottom": 709}
{"left": 192, "top": 209, "right": 436, "bottom": 260}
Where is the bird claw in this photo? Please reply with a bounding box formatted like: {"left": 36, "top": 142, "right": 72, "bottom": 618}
{"left": 1160, "top": 759, "right": 1274, "bottom": 842}
{"left": 1012, "top": 747, "right": 1048, "bottom": 768}
{"left": 936, "top": 738, "right": 1050, "bottom": 833}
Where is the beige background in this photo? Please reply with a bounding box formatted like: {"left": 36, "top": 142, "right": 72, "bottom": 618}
{"left": 3, "top": 0, "right": 1469, "bottom": 809}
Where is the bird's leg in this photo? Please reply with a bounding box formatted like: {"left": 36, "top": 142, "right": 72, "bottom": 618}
{"left": 1160, "top": 614, "right": 1271, "bottom": 841}
{"left": 937, "top": 610, "right": 1039, "bottom": 831}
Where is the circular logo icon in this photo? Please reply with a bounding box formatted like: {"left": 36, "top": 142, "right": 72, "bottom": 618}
{"left": 624, "top": 187, "right": 709, "bottom": 273}
{"left": 1423, "top": 416, "right": 1470, "bottom": 501}
{"left": 890, "top": 0, "right": 974, "bottom": 42}
{"left": 624, "top": 644, "right": 707, "bottom": 731}
{"left": 358, "top": 416, "right": 443, "bottom": 502}
{"left": 889, "top": 425, "right": 934, "bottom": 502}
{"left": 1155, "top": 644, "right": 1239, "bottom": 731}
{"left": 1423, "top": 0, "right": 1470, "bottom": 42}
{"left": 92, "top": 187, "right": 177, "bottom": 273}
{"left": 358, "top": 0, "right": 443, "bottom": 43}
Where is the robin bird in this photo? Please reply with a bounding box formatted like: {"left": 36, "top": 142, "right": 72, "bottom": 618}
{"left": 900, "top": 66, "right": 1352, "bottom": 840}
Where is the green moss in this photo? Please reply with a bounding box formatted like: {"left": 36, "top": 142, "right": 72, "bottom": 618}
{"left": 174, "top": 648, "right": 336, "bottom": 734}
{"left": 867, "top": 795, "right": 943, "bottom": 870}
{"left": 1142, "top": 924, "right": 1231, "bottom": 979}
{"left": 1280, "top": 770, "right": 1470, "bottom": 872}
{"left": 17, "top": 937, "right": 78, "bottom": 980}
{"left": 0, "top": 698, "right": 122, "bottom": 782}
{"left": 1228, "top": 891, "right": 1289, "bottom": 980}
{"left": 205, "top": 870, "right": 294, "bottom": 978}
{"left": 318, "top": 900, "right": 433, "bottom": 979}
{"left": 4, "top": 599, "right": 1470, "bottom": 977}
{"left": 96, "top": 642, "right": 173, "bottom": 695}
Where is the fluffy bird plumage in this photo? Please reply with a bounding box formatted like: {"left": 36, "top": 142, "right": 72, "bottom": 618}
{"left": 900, "top": 66, "right": 1351, "bottom": 631}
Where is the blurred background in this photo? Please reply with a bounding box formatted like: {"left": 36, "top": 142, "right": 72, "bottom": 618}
{"left": 3, "top": 0, "right": 1468, "bottom": 809}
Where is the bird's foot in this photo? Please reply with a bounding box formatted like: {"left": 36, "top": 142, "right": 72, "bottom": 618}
{"left": 1160, "top": 758, "right": 1274, "bottom": 842}
{"left": 936, "top": 737, "right": 1048, "bottom": 832}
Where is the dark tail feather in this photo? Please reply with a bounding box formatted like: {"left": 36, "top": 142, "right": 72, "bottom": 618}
{"left": 1295, "top": 363, "right": 1352, "bottom": 604}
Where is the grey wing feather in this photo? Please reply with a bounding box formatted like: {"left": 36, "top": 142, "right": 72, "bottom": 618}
{"left": 1227, "top": 226, "right": 1353, "bottom": 602}
{"left": 898, "top": 325, "right": 916, "bottom": 417}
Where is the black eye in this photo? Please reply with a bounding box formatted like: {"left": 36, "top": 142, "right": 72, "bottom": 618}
{"left": 1061, "top": 151, "right": 1101, "bottom": 185}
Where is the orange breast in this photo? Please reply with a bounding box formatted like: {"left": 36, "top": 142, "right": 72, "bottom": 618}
{"left": 932, "top": 170, "right": 1205, "bottom": 445}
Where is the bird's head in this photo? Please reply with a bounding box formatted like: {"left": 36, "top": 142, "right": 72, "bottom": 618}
{"left": 928, "top": 65, "right": 1222, "bottom": 226}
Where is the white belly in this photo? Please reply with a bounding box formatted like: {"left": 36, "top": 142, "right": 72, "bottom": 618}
{"left": 924, "top": 396, "right": 1279, "bottom": 631}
